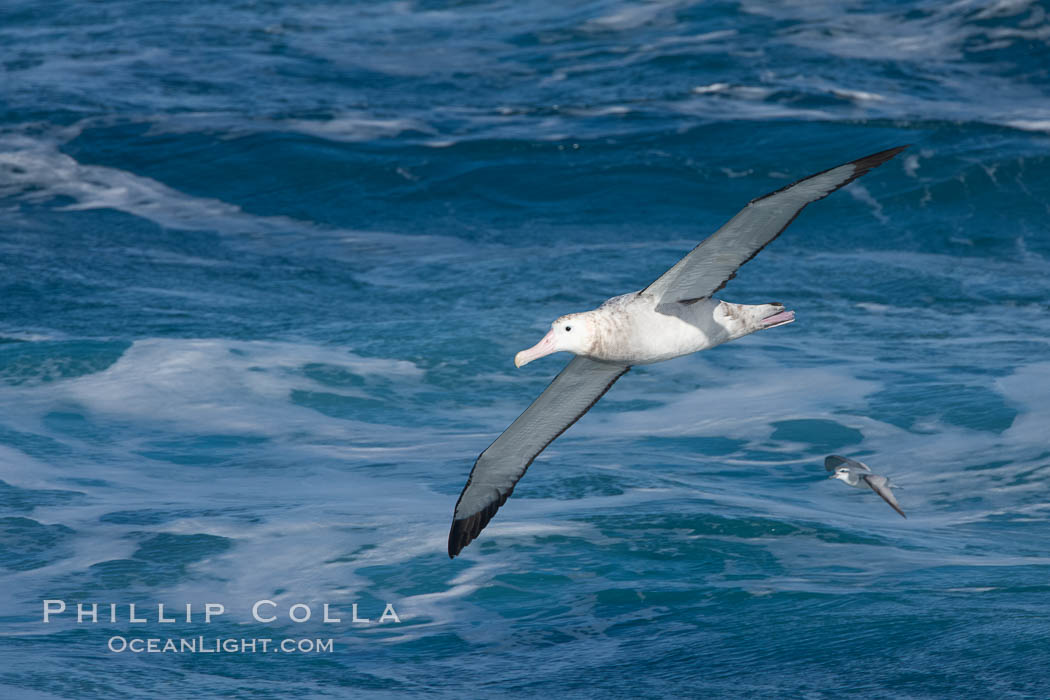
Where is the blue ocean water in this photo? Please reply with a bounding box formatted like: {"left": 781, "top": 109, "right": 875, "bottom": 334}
{"left": 2, "top": 0, "right": 1050, "bottom": 697}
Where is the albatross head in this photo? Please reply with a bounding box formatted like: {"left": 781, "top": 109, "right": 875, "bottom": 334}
{"left": 514, "top": 313, "right": 594, "bottom": 368}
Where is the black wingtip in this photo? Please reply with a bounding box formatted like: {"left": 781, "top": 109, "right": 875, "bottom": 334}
{"left": 447, "top": 491, "right": 510, "bottom": 558}
{"left": 447, "top": 516, "right": 470, "bottom": 558}
{"left": 749, "top": 144, "right": 909, "bottom": 207}
{"left": 446, "top": 361, "right": 631, "bottom": 559}
{"left": 850, "top": 145, "right": 909, "bottom": 176}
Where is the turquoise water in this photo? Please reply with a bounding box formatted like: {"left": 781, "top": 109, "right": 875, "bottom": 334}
{"left": 2, "top": 1, "right": 1050, "bottom": 697}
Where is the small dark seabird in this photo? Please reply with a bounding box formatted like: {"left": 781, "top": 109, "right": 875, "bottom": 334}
{"left": 448, "top": 146, "right": 908, "bottom": 558}
{"left": 826, "top": 455, "right": 906, "bottom": 518}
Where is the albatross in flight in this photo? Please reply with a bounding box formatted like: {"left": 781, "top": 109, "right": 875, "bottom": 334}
{"left": 448, "top": 145, "right": 907, "bottom": 557}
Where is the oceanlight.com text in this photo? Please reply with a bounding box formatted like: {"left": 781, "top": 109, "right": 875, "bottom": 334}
{"left": 107, "top": 636, "right": 335, "bottom": 654}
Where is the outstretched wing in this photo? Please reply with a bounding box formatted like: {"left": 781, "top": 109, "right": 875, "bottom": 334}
{"left": 643, "top": 146, "right": 907, "bottom": 307}
{"left": 448, "top": 356, "right": 630, "bottom": 558}
{"left": 825, "top": 455, "right": 872, "bottom": 473}
{"left": 863, "top": 474, "right": 907, "bottom": 519}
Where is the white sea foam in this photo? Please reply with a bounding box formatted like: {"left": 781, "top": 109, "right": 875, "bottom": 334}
{"left": 903, "top": 154, "right": 921, "bottom": 178}
{"left": 0, "top": 443, "right": 68, "bottom": 489}
{"left": 0, "top": 331, "right": 61, "bottom": 342}
{"left": 282, "top": 114, "right": 436, "bottom": 143}
{"left": 0, "top": 127, "right": 474, "bottom": 261}
{"left": 690, "top": 83, "right": 773, "bottom": 100}
{"left": 1005, "top": 119, "right": 1050, "bottom": 133}
{"left": 830, "top": 87, "right": 886, "bottom": 102}
{"left": 52, "top": 338, "right": 421, "bottom": 433}
{"left": 585, "top": 2, "right": 671, "bottom": 32}
{"left": 0, "top": 132, "right": 250, "bottom": 232}
{"left": 692, "top": 83, "right": 731, "bottom": 94}
{"left": 846, "top": 182, "right": 889, "bottom": 224}
{"left": 575, "top": 361, "right": 881, "bottom": 443}
{"left": 0, "top": 335, "right": 479, "bottom": 623}
{"left": 995, "top": 362, "right": 1050, "bottom": 445}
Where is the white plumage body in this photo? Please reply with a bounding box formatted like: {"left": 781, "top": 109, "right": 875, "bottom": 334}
{"left": 582, "top": 293, "right": 790, "bottom": 365}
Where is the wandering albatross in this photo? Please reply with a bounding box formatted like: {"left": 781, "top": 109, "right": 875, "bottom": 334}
{"left": 448, "top": 145, "right": 907, "bottom": 558}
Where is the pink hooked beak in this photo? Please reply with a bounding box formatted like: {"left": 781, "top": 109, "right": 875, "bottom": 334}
{"left": 514, "top": 329, "right": 557, "bottom": 368}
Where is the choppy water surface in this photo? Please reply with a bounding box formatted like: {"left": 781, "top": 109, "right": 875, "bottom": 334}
{"left": 2, "top": 1, "right": 1050, "bottom": 697}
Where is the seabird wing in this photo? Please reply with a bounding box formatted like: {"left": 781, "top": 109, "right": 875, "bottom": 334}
{"left": 448, "top": 356, "right": 630, "bottom": 558}
{"left": 643, "top": 146, "right": 907, "bottom": 307}
{"left": 825, "top": 455, "right": 872, "bottom": 473}
{"left": 863, "top": 474, "right": 907, "bottom": 519}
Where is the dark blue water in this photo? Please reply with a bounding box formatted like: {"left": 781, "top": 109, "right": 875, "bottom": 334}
{"left": 2, "top": 1, "right": 1050, "bottom": 697}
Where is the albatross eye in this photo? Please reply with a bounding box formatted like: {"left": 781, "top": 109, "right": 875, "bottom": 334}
{"left": 565, "top": 325, "right": 572, "bottom": 332}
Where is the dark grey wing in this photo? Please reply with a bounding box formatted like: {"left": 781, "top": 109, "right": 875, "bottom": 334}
{"left": 825, "top": 455, "right": 872, "bottom": 472}
{"left": 863, "top": 474, "right": 907, "bottom": 518}
{"left": 448, "top": 356, "right": 630, "bottom": 558}
{"left": 643, "top": 146, "right": 907, "bottom": 307}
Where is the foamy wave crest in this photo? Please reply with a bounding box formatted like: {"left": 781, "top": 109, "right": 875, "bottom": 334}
{"left": 0, "top": 128, "right": 472, "bottom": 258}
{"left": 8, "top": 338, "right": 420, "bottom": 435}
{"left": 0, "top": 132, "right": 268, "bottom": 232}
